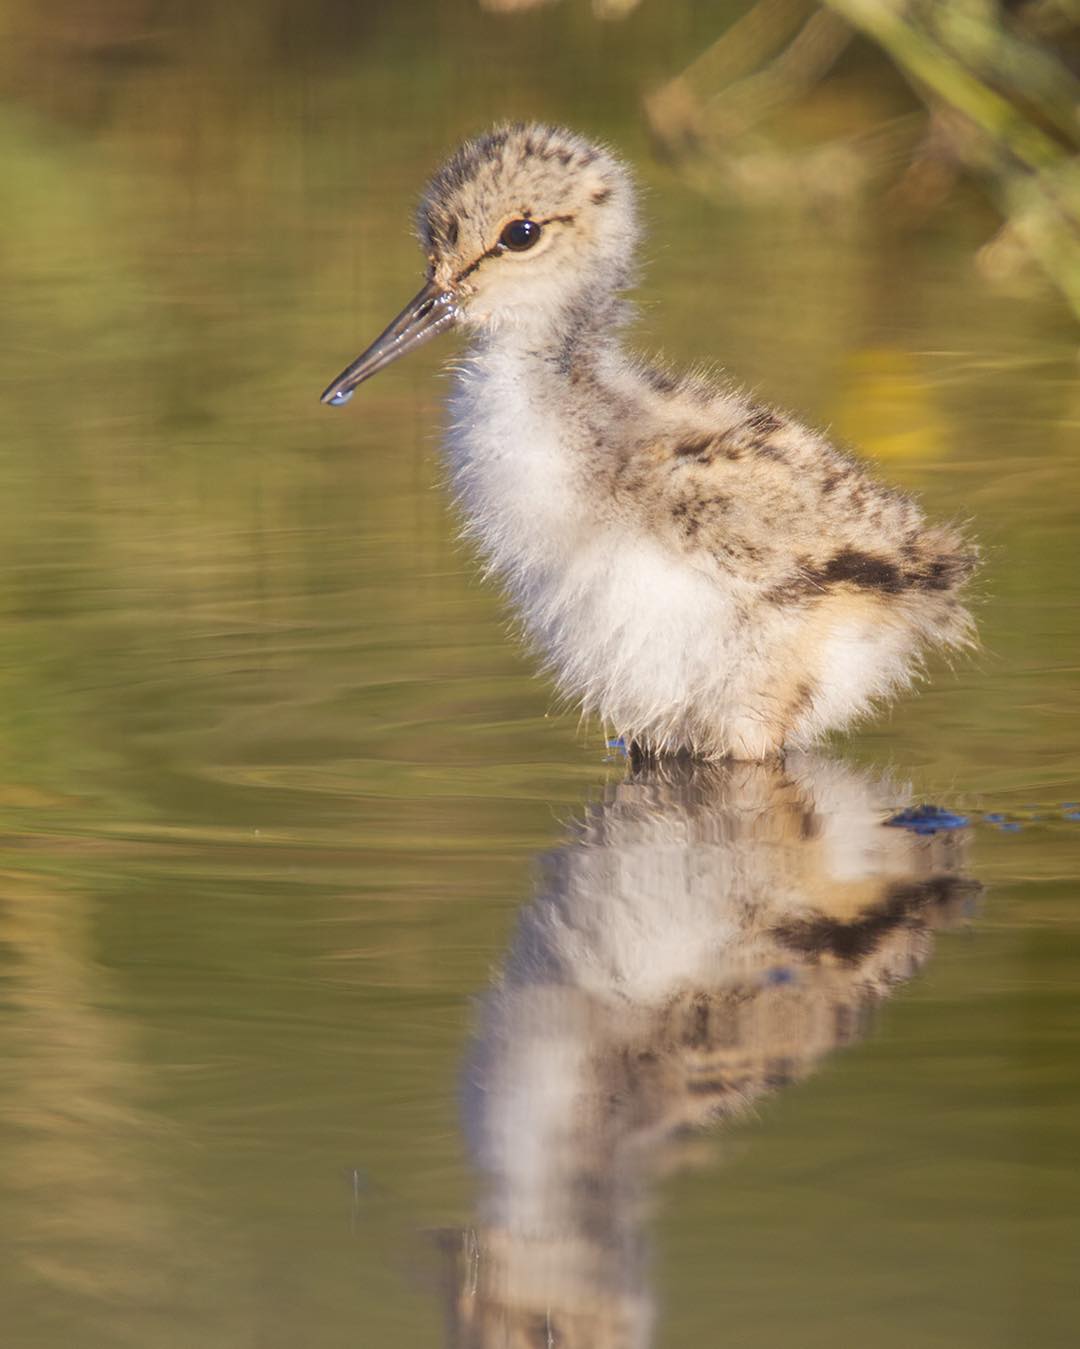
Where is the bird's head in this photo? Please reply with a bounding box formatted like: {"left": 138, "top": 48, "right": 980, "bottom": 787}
{"left": 321, "top": 123, "right": 638, "bottom": 406}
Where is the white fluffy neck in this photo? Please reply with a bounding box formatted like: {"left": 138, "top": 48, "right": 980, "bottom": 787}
{"left": 445, "top": 336, "right": 592, "bottom": 581}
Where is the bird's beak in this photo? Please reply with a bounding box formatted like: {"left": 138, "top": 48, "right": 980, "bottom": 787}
{"left": 320, "top": 279, "right": 460, "bottom": 406}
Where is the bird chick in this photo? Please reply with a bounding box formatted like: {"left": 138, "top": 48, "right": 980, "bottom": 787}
{"left": 322, "top": 123, "right": 977, "bottom": 760}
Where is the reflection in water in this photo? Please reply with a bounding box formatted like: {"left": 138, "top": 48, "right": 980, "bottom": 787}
{"left": 0, "top": 872, "right": 246, "bottom": 1348}
{"left": 441, "top": 755, "right": 980, "bottom": 1348}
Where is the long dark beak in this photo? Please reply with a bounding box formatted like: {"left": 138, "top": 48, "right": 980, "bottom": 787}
{"left": 320, "top": 279, "right": 459, "bottom": 407}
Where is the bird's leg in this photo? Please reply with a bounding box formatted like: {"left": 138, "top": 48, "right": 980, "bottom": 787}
{"left": 628, "top": 739, "right": 651, "bottom": 772}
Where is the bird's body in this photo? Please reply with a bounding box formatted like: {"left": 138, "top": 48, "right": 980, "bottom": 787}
{"left": 323, "top": 123, "right": 976, "bottom": 760}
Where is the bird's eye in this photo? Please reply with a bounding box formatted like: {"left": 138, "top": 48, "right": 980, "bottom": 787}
{"left": 499, "top": 219, "right": 542, "bottom": 252}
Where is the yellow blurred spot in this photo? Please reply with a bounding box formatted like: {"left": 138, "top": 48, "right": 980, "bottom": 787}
{"left": 830, "top": 347, "right": 948, "bottom": 463}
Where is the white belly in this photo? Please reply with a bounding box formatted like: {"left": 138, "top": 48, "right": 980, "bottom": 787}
{"left": 527, "top": 532, "right": 739, "bottom": 743}
{"left": 446, "top": 360, "right": 745, "bottom": 743}
{"left": 446, "top": 351, "right": 795, "bottom": 756}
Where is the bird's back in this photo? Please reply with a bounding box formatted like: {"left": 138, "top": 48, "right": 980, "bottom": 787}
{"left": 600, "top": 365, "right": 976, "bottom": 620}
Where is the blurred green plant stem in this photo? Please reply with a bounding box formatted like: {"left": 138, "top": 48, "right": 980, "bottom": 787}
{"left": 646, "top": 0, "right": 1080, "bottom": 323}
{"left": 823, "top": 0, "right": 1080, "bottom": 318}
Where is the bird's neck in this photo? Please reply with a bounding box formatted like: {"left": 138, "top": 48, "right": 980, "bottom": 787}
{"left": 445, "top": 291, "right": 629, "bottom": 575}
{"left": 464, "top": 288, "right": 629, "bottom": 415}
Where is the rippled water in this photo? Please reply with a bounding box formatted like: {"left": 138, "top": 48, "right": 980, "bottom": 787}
{"left": 2, "top": 6, "right": 1079, "bottom": 1346}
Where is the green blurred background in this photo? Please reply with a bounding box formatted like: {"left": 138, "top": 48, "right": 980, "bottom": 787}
{"left": 0, "top": 1, "right": 1078, "bottom": 1345}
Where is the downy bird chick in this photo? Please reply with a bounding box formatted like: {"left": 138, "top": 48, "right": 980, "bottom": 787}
{"left": 321, "top": 123, "right": 977, "bottom": 760}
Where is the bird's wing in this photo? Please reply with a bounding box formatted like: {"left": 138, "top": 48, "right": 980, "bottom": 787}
{"left": 619, "top": 397, "right": 975, "bottom": 601}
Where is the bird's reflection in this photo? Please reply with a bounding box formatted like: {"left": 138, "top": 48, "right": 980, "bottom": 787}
{"left": 437, "top": 754, "right": 980, "bottom": 1349}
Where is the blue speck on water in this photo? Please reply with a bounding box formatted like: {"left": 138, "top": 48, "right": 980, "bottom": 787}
{"left": 764, "top": 966, "right": 796, "bottom": 986}
{"left": 606, "top": 737, "right": 627, "bottom": 750}
{"left": 1064, "top": 811, "right": 1080, "bottom": 822}
{"left": 885, "top": 804, "right": 969, "bottom": 833}
{"left": 984, "top": 813, "right": 1006, "bottom": 824}
{"left": 998, "top": 822, "right": 1022, "bottom": 832}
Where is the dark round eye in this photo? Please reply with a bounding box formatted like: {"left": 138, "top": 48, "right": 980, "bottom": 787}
{"left": 499, "top": 219, "right": 542, "bottom": 252}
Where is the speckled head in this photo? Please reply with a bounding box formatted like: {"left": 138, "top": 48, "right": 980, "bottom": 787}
{"left": 321, "top": 123, "right": 639, "bottom": 405}
{"left": 418, "top": 123, "right": 639, "bottom": 318}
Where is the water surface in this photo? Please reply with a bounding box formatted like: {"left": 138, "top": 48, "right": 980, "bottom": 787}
{"left": 1, "top": 5, "right": 1078, "bottom": 1346}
